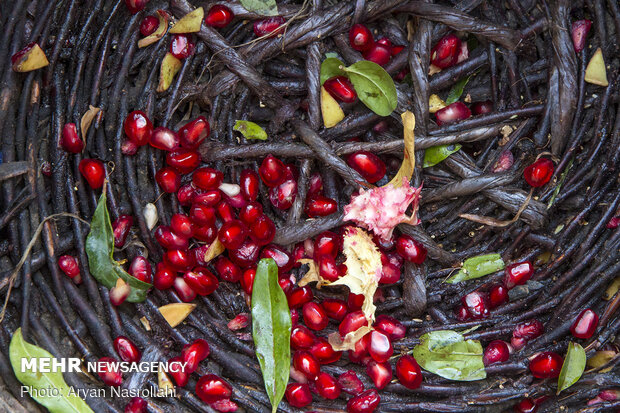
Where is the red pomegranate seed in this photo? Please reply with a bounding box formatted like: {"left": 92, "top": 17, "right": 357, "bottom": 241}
{"left": 310, "top": 337, "right": 342, "bottom": 364}
{"left": 164, "top": 249, "right": 196, "bottom": 271}
{"left": 124, "top": 110, "right": 153, "bottom": 146}
{"left": 254, "top": 16, "right": 285, "bottom": 37}
{"left": 170, "top": 213, "right": 194, "bottom": 238}
{"left": 346, "top": 151, "right": 386, "bottom": 183}
{"left": 40, "top": 161, "right": 52, "bottom": 177}
{"left": 222, "top": 191, "right": 247, "bottom": 209}
{"left": 124, "top": 0, "right": 149, "bottom": 14}
{"left": 193, "top": 190, "right": 221, "bottom": 207}
{"left": 174, "top": 276, "right": 196, "bottom": 302}
{"left": 150, "top": 127, "right": 180, "bottom": 151}
{"left": 239, "top": 169, "right": 260, "bottom": 201}
{"left": 376, "top": 37, "right": 392, "bottom": 49}
{"left": 239, "top": 202, "right": 263, "bottom": 225}
{"left": 154, "top": 262, "right": 176, "bottom": 290}
{"left": 571, "top": 20, "right": 592, "bottom": 53}
{"left": 471, "top": 100, "right": 493, "bottom": 115}
{"left": 514, "top": 398, "right": 537, "bottom": 413}
{"left": 166, "top": 149, "right": 200, "bottom": 174}
{"left": 492, "top": 150, "right": 514, "bottom": 173}
{"left": 269, "top": 179, "right": 297, "bottom": 210}
{"left": 278, "top": 275, "right": 294, "bottom": 294}
{"left": 170, "top": 34, "right": 195, "bottom": 59}
{"left": 307, "top": 173, "right": 323, "bottom": 197}
{"left": 316, "top": 254, "right": 340, "bottom": 282}
{"left": 228, "top": 239, "right": 260, "bottom": 268}
{"left": 97, "top": 357, "right": 122, "bottom": 386}
{"left": 218, "top": 219, "right": 247, "bottom": 250}
{"left": 349, "top": 333, "right": 371, "bottom": 364}
{"left": 524, "top": 158, "right": 554, "bottom": 187}
{"left": 315, "top": 372, "right": 341, "bottom": 400}
{"left": 60, "top": 123, "right": 84, "bottom": 153}
{"left": 504, "top": 261, "right": 533, "bottom": 289}
{"left": 204, "top": 5, "right": 233, "bottom": 28}
{"left": 349, "top": 24, "right": 374, "bottom": 52}
{"left": 435, "top": 101, "right": 472, "bottom": 126}
{"left": 366, "top": 360, "right": 392, "bottom": 389}
{"left": 513, "top": 319, "right": 544, "bottom": 342}
{"left": 374, "top": 315, "right": 406, "bottom": 341}
{"left": 348, "top": 294, "right": 365, "bottom": 312}
{"left": 213, "top": 256, "right": 242, "bottom": 282}
{"left": 529, "top": 351, "right": 563, "bottom": 379}
{"left": 249, "top": 214, "right": 276, "bottom": 245}
{"left": 183, "top": 267, "right": 219, "bottom": 296}
{"left": 196, "top": 374, "right": 232, "bottom": 403}
{"left": 379, "top": 262, "right": 400, "bottom": 284}
{"left": 291, "top": 324, "right": 317, "bottom": 350}
{"left": 314, "top": 231, "right": 342, "bottom": 259}
{"left": 287, "top": 286, "right": 314, "bottom": 309}
{"left": 182, "top": 338, "right": 210, "bottom": 373}
{"left": 293, "top": 350, "right": 320, "bottom": 380}
{"left": 260, "top": 244, "right": 293, "bottom": 274}
{"left": 155, "top": 167, "right": 181, "bottom": 193}
{"left": 455, "top": 305, "right": 470, "bottom": 321}
{"left": 177, "top": 183, "right": 196, "bottom": 206}
{"left": 140, "top": 15, "right": 159, "bottom": 36}
{"left": 226, "top": 313, "right": 249, "bottom": 331}
{"left": 209, "top": 399, "right": 237, "bottom": 412}
{"left": 302, "top": 302, "right": 328, "bottom": 331}
{"left": 489, "top": 284, "right": 509, "bottom": 308}
{"left": 391, "top": 44, "right": 405, "bottom": 56}
{"left": 178, "top": 116, "right": 210, "bottom": 149}
{"left": 462, "top": 291, "right": 490, "bottom": 319}
{"left": 259, "top": 155, "right": 286, "bottom": 187}
{"left": 193, "top": 167, "right": 224, "bottom": 190}
{"left": 285, "top": 383, "right": 312, "bottom": 408}
{"left": 363, "top": 43, "right": 391, "bottom": 66}
{"left": 79, "top": 159, "right": 106, "bottom": 189}
{"left": 215, "top": 200, "right": 235, "bottom": 222}
{"left": 168, "top": 356, "right": 189, "bottom": 386}
{"left": 483, "top": 340, "right": 510, "bottom": 366}
{"left": 323, "top": 76, "right": 357, "bottom": 103}
{"left": 395, "top": 235, "right": 427, "bottom": 264}
{"left": 240, "top": 268, "right": 256, "bottom": 295}
{"left": 396, "top": 355, "right": 423, "bottom": 390}
{"left": 193, "top": 225, "right": 217, "bottom": 244}
{"left": 338, "top": 370, "right": 364, "bottom": 396}
{"left": 322, "top": 298, "right": 348, "bottom": 321}
{"left": 155, "top": 225, "right": 189, "bottom": 250}
{"left": 125, "top": 396, "right": 147, "bottom": 413}
{"left": 114, "top": 336, "right": 141, "bottom": 363}
{"left": 305, "top": 195, "right": 337, "bottom": 217}
{"left": 570, "top": 308, "right": 599, "bottom": 339}
{"left": 339, "top": 310, "right": 368, "bottom": 338}
{"left": 431, "top": 34, "right": 461, "bottom": 69}
{"left": 58, "top": 255, "right": 80, "bottom": 279}
{"left": 607, "top": 216, "right": 620, "bottom": 229}
{"left": 347, "top": 388, "right": 380, "bottom": 413}
{"left": 112, "top": 215, "right": 133, "bottom": 248}
{"left": 128, "top": 255, "right": 152, "bottom": 283}
{"left": 122, "top": 139, "right": 138, "bottom": 155}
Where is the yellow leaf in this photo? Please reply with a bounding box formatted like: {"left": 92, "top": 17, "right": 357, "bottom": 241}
{"left": 80, "top": 105, "right": 101, "bottom": 141}
{"left": 604, "top": 276, "right": 620, "bottom": 300}
{"left": 429, "top": 94, "right": 446, "bottom": 114}
{"left": 328, "top": 326, "right": 373, "bottom": 351}
{"left": 169, "top": 7, "right": 203, "bottom": 34}
{"left": 326, "top": 227, "right": 382, "bottom": 322}
{"left": 386, "top": 111, "right": 415, "bottom": 188}
{"left": 140, "top": 316, "right": 151, "bottom": 331}
{"left": 157, "top": 53, "right": 182, "bottom": 93}
{"left": 138, "top": 10, "right": 170, "bottom": 48}
{"left": 321, "top": 86, "right": 345, "bottom": 128}
{"left": 11, "top": 43, "right": 49, "bottom": 72}
{"left": 203, "top": 238, "right": 225, "bottom": 263}
{"left": 158, "top": 303, "right": 196, "bottom": 327}
{"left": 584, "top": 48, "right": 608, "bottom": 87}
{"left": 586, "top": 350, "right": 617, "bottom": 372}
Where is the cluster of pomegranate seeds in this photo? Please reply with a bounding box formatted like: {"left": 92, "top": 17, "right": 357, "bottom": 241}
{"left": 348, "top": 23, "right": 404, "bottom": 68}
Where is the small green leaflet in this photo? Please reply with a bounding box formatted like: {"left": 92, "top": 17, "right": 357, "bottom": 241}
{"left": 344, "top": 61, "right": 397, "bottom": 117}
{"left": 320, "top": 57, "right": 346, "bottom": 85}
{"left": 85, "top": 191, "right": 152, "bottom": 302}
{"left": 324, "top": 52, "right": 339, "bottom": 59}
{"left": 445, "top": 74, "right": 472, "bottom": 105}
{"left": 10, "top": 328, "right": 94, "bottom": 413}
{"left": 446, "top": 253, "right": 505, "bottom": 284}
{"left": 413, "top": 330, "right": 486, "bottom": 381}
{"left": 252, "top": 259, "right": 291, "bottom": 413}
{"left": 239, "top": 0, "right": 278, "bottom": 16}
{"left": 557, "top": 342, "right": 586, "bottom": 394}
{"left": 423, "top": 144, "right": 462, "bottom": 168}
{"left": 234, "top": 120, "right": 268, "bottom": 140}
{"left": 548, "top": 158, "right": 573, "bottom": 209}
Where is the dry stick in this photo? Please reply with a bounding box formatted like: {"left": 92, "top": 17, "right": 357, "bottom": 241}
{"left": 459, "top": 188, "right": 534, "bottom": 227}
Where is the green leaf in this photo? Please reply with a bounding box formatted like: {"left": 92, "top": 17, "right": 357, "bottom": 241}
{"left": 446, "top": 253, "right": 505, "bottom": 284}
{"left": 239, "top": 0, "right": 278, "bottom": 16}
{"left": 558, "top": 342, "right": 586, "bottom": 394}
{"left": 413, "top": 330, "right": 486, "bottom": 381}
{"left": 234, "top": 120, "right": 268, "bottom": 141}
{"left": 9, "top": 328, "right": 94, "bottom": 413}
{"left": 445, "top": 74, "right": 472, "bottom": 105}
{"left": 252, "top": 259, "right": 291, "bottom": 413}
{"left": 343, "top": 61, "right": 397, "bottom": 116}
{"left": 324, "top": 52, "right": 339, "bottom": 59}
{"left": 85, "top": 191, "right": 152, "bottom": 302}
{"left": 423, "top": 144, "right": 462, "bottom": 168}
{"left": 320, "top": 57, "right": 345, "bottom": 85}
{"left": 548, "top": 158, "right": 573, "bottom": 209}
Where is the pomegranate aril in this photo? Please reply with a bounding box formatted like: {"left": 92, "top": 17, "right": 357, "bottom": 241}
{"left": 260, "top": 244, "right": 293, "bottom": 274}
{"left": 60, "top": 123, "right": 84, "bottom": 153}
{"left": 315, "top": 372, "right": 341, "bottom": 399}
{"left": 376, "top": 37, "right": 392, "bottom": 49}
{"left": 114, "top": 336, "right": 142, "bottom": 363}
{"left": 395, "top": 234, "right": 427, "bottom": 264}
{"left": 222, "top": 191, "right": 247, "bottom": 209}
{"left": 122, "top": 139, "right": 138, "bottom": 155}
{"left": 58, "top": 255, "right": 80, "bottom": 279}
{"left": 391, "top": 44, "right": 405, "bottom": 56}
{"left": 193, "top": 167, "right": 224, "bottom": 190}
{"left": 570, "top": 308, "right": 598, "bottom": 339}
{"left": 196, "top": 374, "right": 232, "bottom": 403}
{"left": 190, "top": 204, "right": 216, "bottom": 227}
{"left": 435, "top": 101, "right": 471, "bottom": 126}
{"left": 302, "top": 302, "right": 328, "bottom": 331}
{"left": 177, "top": 183, "right": 196, "bottom": 206}
{"left": 173, "top": 277, "right": 196, "bottom": 302}
{"left": 492, "top": 150, "right": 515, "bottom": 173}
{"left": 489, "top": 284, "right": 509, "bottom": 308}
{"left": 240, "top": 268, "right": 256, "bottom": 295}
{"left": 193, "top": 190, "right": 221, "bottom": 207}
{"left": 607, "top": 216, "right": 620, "bottom": 229}
{"left": 483, "top": 340, "right": 510, "bottom": 366}
{"left": 349, "top": 24, "right": 374, "bottom": 52}
{"left": 170, "top": 213, "right": 193, "bottom": 238}
{"left": 155, "top": 167, "right": 181, "bottom": 193}
{"left": 368, "top": 330, "right": 393, "bottom": 362}
{"left": 124, "top": 0, "right": 148, "bottom": 14}
{"left": 164, "top": 249, "right": 196, "bottom": 271}
{"left": 462, "top": 291, "right": 489, "bottom": 319}
{"left": 184, "top": 267, "right": 218, "bottom": 296}
{"left": 240, "top": 169, "right": 260, "bottom": 201}
{"left": 128, "top": 255, "right": 152, "bottom": 283}
{"left": 228, "top": 239, "right": 260, "bottom": 269}
{"left": 97, "top": 357, "right": 122, "bottom": 386}
{"left": 314, "top": 231, "right": 341, "bottom": 258}
{"left": 514, "top": 398, "right": 537, "bottom": 413}
{"left": 290, "top": 324, "right": 317, "bottom": 351}
{"left": 374, "top": 315, "right": 406, "bottom": 341}
{"left": 178, "top": 116, "right": 210, "bottom": 148}
{"left": 395, "top": 355, "right": 422, "bottom": 389}
{"left": 347, "top": 388, "right": 380, "bottom": 413}
{"left": 182, "top": 338, "right": 210, "bottom": 373}
{"left": 287, "top": 286, "right": 314, "bottom": 309}
{"left": 529, "top": 351, "right": 563, "bottom": 379}
{"left": 455, "top": 305, "right": 470, "bottom": 321}
{"left": 513, "top": 320, "right": 544, "bottom": 342}
{"left": 170, "top": 34, "right": 195, "bottom": 59}
{"left": 305, "top": 195, "right": 337, "bottom": 217}
{"left": 293, "top": 350, "right": 320, "bottom": 380}
{"left": 150, "top": 127, "right": 180, "bottom": 151}
{"left": 124, "top": 110, "right": 153, "bottom": 146}
{"left": 317, "top": 254, "right": 341, "bottom": 282}
{"left": 166, "top": 149, "right": 200, "bottom": 174}
{"left": 154, "top": 262, "right": 176, "bottom": 290}
{"left": 431, "top": 34, "right": 461, "bottom": 68}
{"left": 366, "top": 360, "right": 392, "bottom": 389}
{"left": 140, "top": 15, "right": 159, "bottom": 36}
{"left": 338, "top": 370, "right": 364, "bottom": 395}
{"left": 285, "top": 383, "right": 312, "bottom": 408}
{"left": 363, "top": 43, "right": 391, "bottom": 66}
{"left": 307, "top": 172, "right": 323, "bottom": 197}
{"left": 125, "top": 397, "right": 147, "bottom": 413}
{"left": 168, "top": 356, "right": 189, "bottom": 386}
{"left": 504, "top": 261, "right": 533, "bottom": 289}
{"left": 218, "top": 219, "right": 247, "bottom": 250}
{"left": 79, "top": 159, "right": 106, "bottom": 189}
{"left": 210, "top": 399, "right": 237, "bottom": 412}
{"left": 112, "top": 215, "right": 133, "bottom": 248}
{"left": 346, "top": 151, "right": 386, "bottom": 184}
{"left": 323, "top": 76, "right": 357, "bottom": 103}
{"left": 322, "top": 298, "right": 348, "bottom": 321}
{"left": 571, "top": 19, "right": 592, "bottom": 53}
{"left": 278, "top": 276, "right": 293, "bottom": 294}
{"left": 259, "top": 155, "right": 286, "bottom": 187}
{"left": 269, "top": 179, "right": 297, "bottom": 210}
{"left": 204, "top": 5, "right": 233, "bottom": 28}
{"left": 524, "top": 158, "right": 554, "bottom": 187}
{"left": 214, "top": 256, "right": 242, "bottom": 282}
{"left": 379, "top": 262, "right": 400, "bottom": 284}
{"left": 471, "top": 100, "right": 493, "bottom": 115}
{"left": 310, "top": 337, "right": 342, "bottom": 364}
{"left": 249, "top": 215, "right": 276, "bottom": 245}
{"left": 349, "top": 332, "right": 371, "bottom": 363}
{"left": 155, "top": 226, "right": 189, "bottom": 250}
{"left": 193, "top": 225, "right": 217, "bottom": 244}
{"left": 253, "top": 16, "right": 285, "bottom": 37}
{"left": 40, "top": 161, "right": 52, "bottom": 177}
{"left": 216, "top": 200, "right": 235, "bottom": 222}
{"left": 339, "top": 310, "right": 368, "bottom": 337}
{"left": 239, "top": 202, "right": 263, "bottom": 225}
